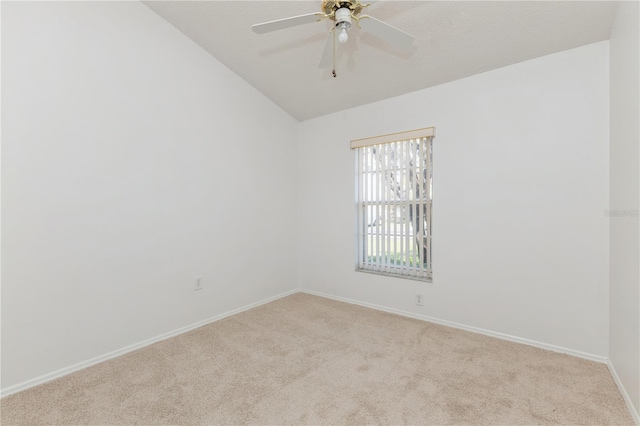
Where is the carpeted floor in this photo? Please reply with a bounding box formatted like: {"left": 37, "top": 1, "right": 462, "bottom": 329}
{"left": 1, "top": 293, "right": 633, "bottom": 425}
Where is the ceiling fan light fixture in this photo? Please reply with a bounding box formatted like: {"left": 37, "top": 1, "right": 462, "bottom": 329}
{"left": 335, "top": 7, "right": 352, "bottom": 44}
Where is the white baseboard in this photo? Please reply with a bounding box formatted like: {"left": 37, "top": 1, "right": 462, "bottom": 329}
{"left": 0, "top": 289, "right": 298, "bottom": 398}
{"left": 299, "top": 289, "right": 608, "bottom": 364}
{"left": 1, "top": 287, "right": 616, "bottom": 403}
{"left": 607, "top": 359, "right": 640, "bottom": 425}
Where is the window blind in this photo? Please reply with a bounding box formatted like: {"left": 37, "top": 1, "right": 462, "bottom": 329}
{"left": 353, "top": 128, "right": 433, "bottom": 281}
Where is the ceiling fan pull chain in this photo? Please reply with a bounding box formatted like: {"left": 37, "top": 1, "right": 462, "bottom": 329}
{"left": 332, "top": 24, "right": 337, "bottom": 78}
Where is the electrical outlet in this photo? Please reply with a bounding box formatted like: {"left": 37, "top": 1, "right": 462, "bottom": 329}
{"left": 194, "top": 276, "right": 203, "bottom": 291}
{"left": 415, "top": 294, "right": 424, "bottom": 306}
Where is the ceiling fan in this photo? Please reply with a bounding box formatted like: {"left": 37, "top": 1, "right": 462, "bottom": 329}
{"left": 252, "top": 0, "right": 414, "bottom": 77}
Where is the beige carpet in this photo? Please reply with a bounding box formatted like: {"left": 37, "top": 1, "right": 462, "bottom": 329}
{"left": 1, "top": 293, "right": 633, "bottom": 425}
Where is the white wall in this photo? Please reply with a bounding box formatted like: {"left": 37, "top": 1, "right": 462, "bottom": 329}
{"left": 609, "top": 0, "right": 640, "bottom": 419}
{"left": 298, "top": 42, "right": 610, "bottom": 358}
{"left": 1, "top": 1, "right": 298, "bottom": 391}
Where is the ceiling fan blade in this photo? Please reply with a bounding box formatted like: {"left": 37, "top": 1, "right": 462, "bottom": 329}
{"left": 252, "top": 12, "right": 325, "bottom": 34}
{"left": 319, "top": 29, "right": 335, "bottom": 69}
{"left": 358, "top": 15, "right": 414, "bottom": 48}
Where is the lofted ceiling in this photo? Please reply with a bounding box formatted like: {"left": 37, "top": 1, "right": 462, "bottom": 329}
{"left": 144, "top": 1, "right": 617, "bottom": 121}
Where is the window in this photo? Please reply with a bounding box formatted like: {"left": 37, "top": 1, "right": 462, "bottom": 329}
{"left": 352, "top": 128, "right": 434, "bottom": 281}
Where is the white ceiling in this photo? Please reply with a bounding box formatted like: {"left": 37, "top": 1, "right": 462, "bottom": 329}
{"left": 144, "top": 1, "right": 617, "bottom": 121}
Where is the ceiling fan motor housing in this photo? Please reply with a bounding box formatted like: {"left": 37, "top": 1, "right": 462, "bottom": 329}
{"left": 322, "top": 0, "right": 364, "bottom": 17}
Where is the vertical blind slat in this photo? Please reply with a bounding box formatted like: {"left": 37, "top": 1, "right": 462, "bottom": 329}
{"left": 364, "top": 147, "right": 369, "bottom": 269}
{"left": 393, "top": 140, "right": 398, "bottom": 269}
{"left": 381, "top": 145, "right": 385, "bottom": 273}
{"left": 374, "top": 145, "right": 380, "bottom": 271}
{"left": 405, "top": 140, "right": 411, "bottom": 275}
{"left": 401, "top": 140, "right": 407, "bottom": 273}
{"left": 358, "top": 147, "right": 364, "bottom": 269}
{"left": 411, "top": 139, "right": 418, "bottom": 277}
{"left": 417, "top": 138, "right": 423, "bottom": 276}
{"left": 426, "top": 137, "right": 432, "bottom": 276}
